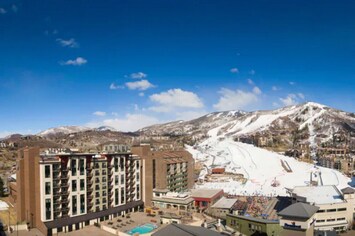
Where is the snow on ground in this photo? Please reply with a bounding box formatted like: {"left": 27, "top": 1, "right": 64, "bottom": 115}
{"left": 186, "top": 134, "right": 351, "bottom": 196}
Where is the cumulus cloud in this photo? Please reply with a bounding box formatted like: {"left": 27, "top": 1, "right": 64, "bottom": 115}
{"left": 272, "top": 86, "right": 280, "bottom": 91}
{"left": 86, "top": 113, "right": 161, "bottom": 132}
{"left": 56, "top": 38, "right": 79, "bottom": 48}
{"left": 249, "top": 70, "right": 256, "bottom": 75}
{"left": 0, "top": 8, "right": 6, "bottom": 14}
{"left": 127, "top": 72, "right": 147, "bottom": 79}
{"left": 298, "top": 93, "right": 305, "bottom": 99}
{"left": 138, "top": 92, "right": 145, "bottom": 97}
{"left": 230, "top": 68, "right": 239, "bottom": 73}
{"left": 289, "top": 81, "right": 295, "bottom": 85}
{"left": 93, "top": 111, "right": 106, "bottom": 116}
{"left": 125, "top": 79, "right": 154, "bottom": 91}
{"left": 279, "top": 92, "right": 305, "bottom": 106}
{"left": 279, "top": 94, "right": 298, "bottom": 106}
{"left": 248, "top": 79, "right": 254, "bottom": 85}
{"left": 60, "top": 57, "right": 87, "bottom": 66}
{"left": 213, "top": 88, "right": 260, "bottom": 111}
{"left": 109, "top": 83, "right": 124, "bottom": 90}
{"left": 252, "top": 86, "right": 262, "bottom": 95}
{"left": 149, "top": 89, "right": 204, "bottom": 112}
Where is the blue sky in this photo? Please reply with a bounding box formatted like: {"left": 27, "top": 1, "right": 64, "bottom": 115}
{"left": 1, "top": 0, "right": 355, "bottom": 136}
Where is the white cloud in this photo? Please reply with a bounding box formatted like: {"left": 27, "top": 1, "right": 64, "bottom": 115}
{"left": 11, "top": 4, "right": 18, "bottom": 13}
{"left": 125, "top": 79, "right": 154, "bottom": 91}
{"left": 272, "top": 86, "right": 280, "bottom": 91}
{"left": 279, "top": 94, "right": 298, "bottom": 106}
{"left": 87, "top": 113, "right": 161, "bottom": 132}
{"left": 249, "top": 70, "right": 256, "bottom": 75}
{"left": 0, "top": 8, "right": 6, "bottom": 14}
{"left": 213, "top": 88, "right": 260, "bottom": 111}
{"left": 272, "top": 102, "right": 279, "bottom": 107}
{"left": 93, "top": 111, "right": 106, "bottom": 117}
{"left": 252, "top": 86, "right": 262, "bottom": 95}
{"left": 138, "top": 92, "right": 145, "bottom": 97}
{"left": 248, "top": 79, "right": 254, "bottom": 85}
{"left": 289, "top": 81, "right": 295, "bottom": 85}
{"left": 298, "top": 93, "right": 305, "bottom": 99}
{"left": 149, "top": 89, "right": 204, "bottom": 112}
{"left": 56, "top": 38, "right": 79, "bottom": 48}
{"left": 230, "top": 68, "right": 239, "bottom": 73}
{"left": 60, "top": 57, "right": 87, "bottom": 66}
{"left": 109, "top": 83, "right": 124, "bottom": 90}
{"left": 279, "top": 93, "right": 305, "bottom": 106}
{"left": 128, "top": 72, "right": 147, "bottom": 79}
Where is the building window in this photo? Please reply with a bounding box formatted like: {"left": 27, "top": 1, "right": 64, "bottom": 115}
{"left": 136, "top": 161, "right": 139, "bottom": 170}
{"left": 45, "top": 165, "right": 51, "bottom": 178}
{"left": 136, "top": 172, "right": 140, "bottom": 181}
{"left": 121, "top": 174, "right": 124, "bottom": 185}
{"left": 45, "top": 182, "right": 51, "bottom": 195}
{"left": 71, "top": 159, "right": 77, "bottom": 176}
{"left": 72, "top": 180, "right": 77, "bottom": 192}
{"left": 115, "top": 176, "right": 119, "bottom": 185}
{"left": 80, "top": 179, "right": 85, "bottom": 191}
{"left": 337, "top": 208, "right": 346, "bottom": 211}
{"left": 120, "top": 187, "right": 125, "bottom": 204}
{"left": 114, "top": 158, "right": 119, "bottom": 172}
{"left": 120, "top": 158, "right": 124, "bottom": 171}
{"left": 137, "top": 184, "right": 140, "bottom": 199}
{"left": 80, "top": 194, "right": 85, "bottom": 214}
{"left": 115, "top": 189, "right": 119, "bottom": 205}
{"left": 45, "top": 199, "right": 51, "bottom": 220}
{"left": 72, "top": 196, "right": 77, "bottom": 215}
{"left": 79, "top": 159, "right": 85, "bottom": 175}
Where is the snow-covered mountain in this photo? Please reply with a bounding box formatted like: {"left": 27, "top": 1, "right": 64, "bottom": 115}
{"left": 37, "top": 126, "right": 91, "bottom": 137}
{"left": 95, "top": 126, "right": 117, "bottom": 132}
{"left": 140, "top": 102, "right": 355, "bottom": 150}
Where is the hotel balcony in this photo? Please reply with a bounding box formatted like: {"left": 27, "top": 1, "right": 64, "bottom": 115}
{"left": 61, "top": 198, "right": 69, "bottom": 204}
{"left": 60, "top": 175, "right": 69, "bottom": 180}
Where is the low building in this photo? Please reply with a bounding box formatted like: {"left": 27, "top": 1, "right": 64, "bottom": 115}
{"left": 208, "top": 197, "right": 238, "bottom": 220}
{"left": 160, "top": 213, "right": 182, "bottom": 224}
{"left": 152, "top": 223, "right": 224, "bottom": 236}
{"left": 226, "top": 214, "right": 281, "bottom": 236}
{"left": 191, "top": 189, "right": 224, "bottom": 210}
{"left": 278, "top": 202, "right": 319, "bottom": 236}
{"left": 289, "top": 185, "right": 355, "bottom": 232}
{"left": 151, "top": 190, "right": 194, "bottom": 212}
{"left": 211, "top": 168, "right": 225, "bottom": 175}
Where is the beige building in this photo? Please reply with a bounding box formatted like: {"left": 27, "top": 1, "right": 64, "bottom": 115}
{"left": 289, "top": 185, "right": 355, "bottom": 232}
{"left": 131, "top": 144, "right": 194, "bottom": 206}
{"left": 278, "top": 202, "right": 319, "bottom": 236}
{"left": 15, "top": 147, "right": 143, "bottom": 236}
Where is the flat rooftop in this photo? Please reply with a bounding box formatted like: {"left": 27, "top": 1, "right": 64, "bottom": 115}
{"left": 211, "top": 197, "right": 237, "bottom": 209}
{"left": 292, "top": 185, "right": 344, "bottom": 205}
{"left": 191, "top": 188, "right": 223, "bottom": 199}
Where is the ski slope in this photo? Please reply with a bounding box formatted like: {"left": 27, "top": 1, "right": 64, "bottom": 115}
{"left": 187, "top": 134, "right": 351, "bottom": 196}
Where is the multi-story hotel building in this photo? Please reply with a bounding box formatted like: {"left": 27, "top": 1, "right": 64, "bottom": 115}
{"left": 15, "top": 147, "right": 143, "bottom": 236}
{"left": 131, "top": 144, "right": 194, "bottom": 206}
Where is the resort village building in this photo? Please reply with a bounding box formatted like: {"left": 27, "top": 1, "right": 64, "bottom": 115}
{"left": 131, "top": 144, "right": 195, "bottom": 206}
{"left": 289, "top": 185, "right": 355, "bottom": 232}
{"left": 14, "top": 147, "right": 143, "bottom": 236}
